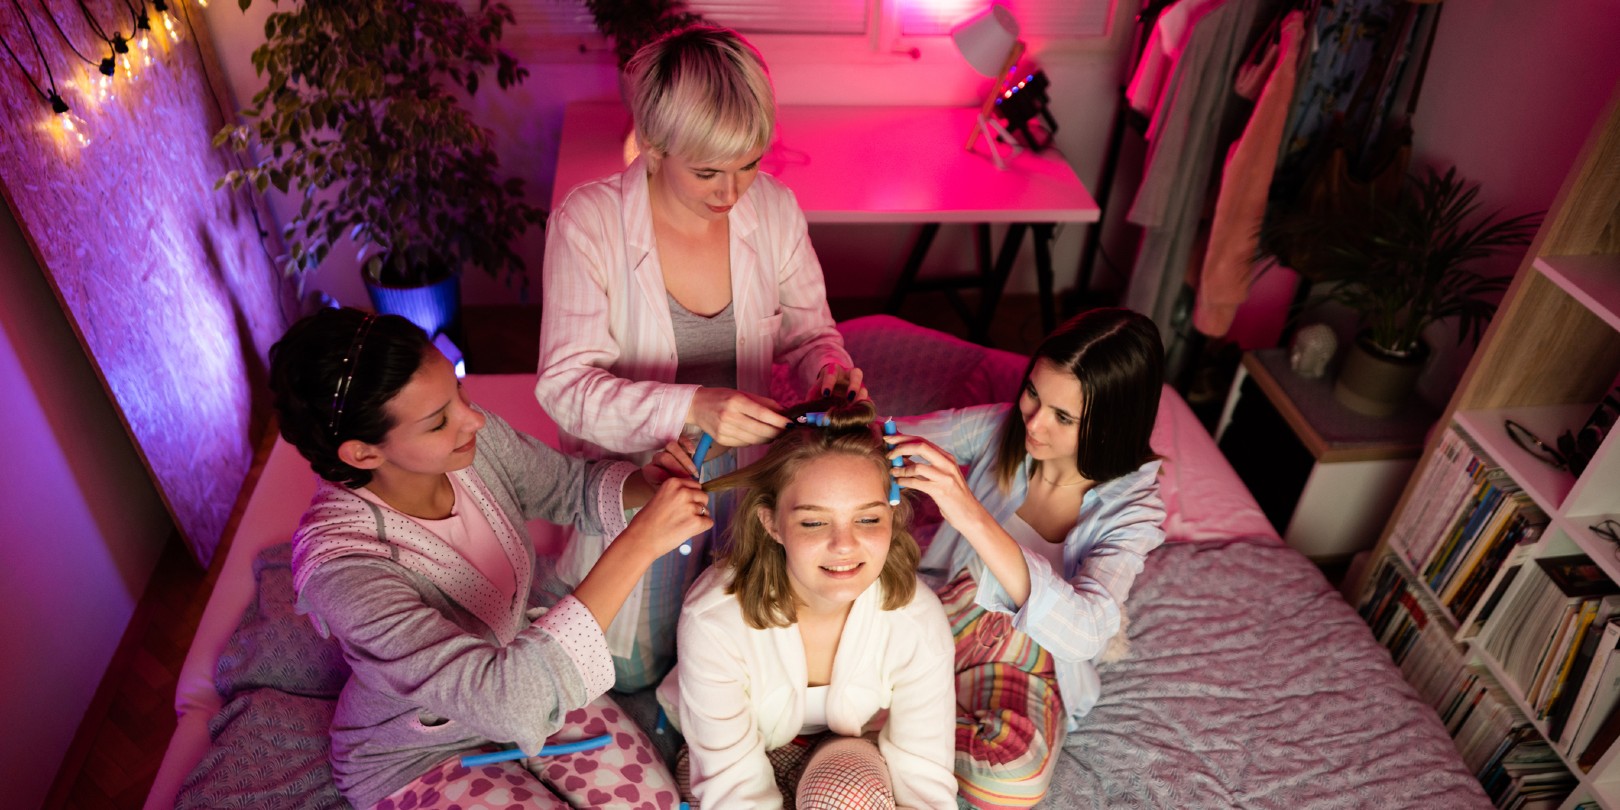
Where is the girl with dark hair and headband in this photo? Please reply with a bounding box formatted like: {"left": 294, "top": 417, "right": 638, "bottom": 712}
{"left": 268, "top": 307, "right": 706, "bottom": 809}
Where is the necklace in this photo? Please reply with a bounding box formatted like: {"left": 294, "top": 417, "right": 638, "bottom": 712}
{"left": 1035, "top": 475, "right": 1087, "bottom": 488}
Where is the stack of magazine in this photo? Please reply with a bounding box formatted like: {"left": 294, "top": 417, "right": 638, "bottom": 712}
{"left": 1479, "top": 554, "right": 1620, "bottom": 773}
{"left": 1361, "top": 556, "right": 1578, "bottom": 807}
{"left": 1391, "top": 428, "right": 1547, "bottom": 628}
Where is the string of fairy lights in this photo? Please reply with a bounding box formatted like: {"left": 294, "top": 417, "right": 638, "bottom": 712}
{"left": 0, "top": 0, "right": 208, "bottom": 148}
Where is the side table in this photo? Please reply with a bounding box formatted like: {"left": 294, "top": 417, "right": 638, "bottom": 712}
{"left": 1214, "top": 349, "right": 1438, "bottom": 561}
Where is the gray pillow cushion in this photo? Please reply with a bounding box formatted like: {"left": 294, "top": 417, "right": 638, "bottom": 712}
{"left": 176, "top": 688, "right": 348, "bottom": 809}
{"left": 771, "top": 315, "right": 1026, "bottom": 415}
{"left": 214, "top": 542, "right": 350, "bottom": 700}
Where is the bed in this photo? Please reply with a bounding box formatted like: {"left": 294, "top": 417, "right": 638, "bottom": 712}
{"left": 144, "top": 315, "right": 1490, "bottom": 809}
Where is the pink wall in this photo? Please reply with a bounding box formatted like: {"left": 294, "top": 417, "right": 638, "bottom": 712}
{"left": 0, "top": 205, "right": 171, "bottom": 809}
{"left": 199, "top": 3, "right": 1138, "bottom": 311}
{"left": 0, "top": 2, "right": 294, "bottom": 800}
{"left": 1406, "top": 0, "right": 1620, "bottom": 406}
{"left": 0, "top": 2, "right": 296, "bottom": 564}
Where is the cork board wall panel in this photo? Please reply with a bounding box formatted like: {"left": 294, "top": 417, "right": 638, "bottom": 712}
{"left": 0, "top": 1, "right": 294, "bottom": 566}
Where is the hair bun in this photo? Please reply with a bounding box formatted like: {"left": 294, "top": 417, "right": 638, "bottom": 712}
{"left": 787, "top": 397, "right": 878, "bottom": 432}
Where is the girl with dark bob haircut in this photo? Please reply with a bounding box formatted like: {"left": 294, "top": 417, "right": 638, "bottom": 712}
{"left": 656, "top": 397, "right": 957, "bottom": 809}
{"left": 886, "top": 307, "right": 1168, "bottom": 808}
{"left": 268, "top": 306, "right": 710, "bottom": 809}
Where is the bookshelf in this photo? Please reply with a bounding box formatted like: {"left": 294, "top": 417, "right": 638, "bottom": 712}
{"left": 1356, "top": 80, "right": 1620, "bottom": 810}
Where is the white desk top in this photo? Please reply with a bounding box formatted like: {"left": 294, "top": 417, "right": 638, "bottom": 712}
{"left": 552, "top": 101, "right": 1099, "bottom": 225}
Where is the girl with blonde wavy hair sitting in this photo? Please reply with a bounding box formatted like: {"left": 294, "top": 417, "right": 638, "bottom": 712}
{"left": 657, "top": 397, "right": 956, "bottom": 809}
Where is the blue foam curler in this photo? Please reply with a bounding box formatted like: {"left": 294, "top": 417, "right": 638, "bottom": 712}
{"left": 883, "top": 418, "right": 902, "bottom": 505}
{"left": 678, "top": 433, "right": 715, "bottom": 557}
{"left": 692, "top": 433, "right": 713, "bottom": 470}
{"left": 459, "top": 733, "right": 614, "bottom": 767}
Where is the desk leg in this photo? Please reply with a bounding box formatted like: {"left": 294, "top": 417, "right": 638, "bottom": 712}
{"left": 1032, "top": 223, "right": 1056, "bottom": 334}
{"left": 884, "top": 223, "right": 942, "bottom": 315}
{"left": 1213, "top": 362, "right": 1250, "bottom": 443}
{"left": 975, "top": 223, "right": 1030, "bottom": 344}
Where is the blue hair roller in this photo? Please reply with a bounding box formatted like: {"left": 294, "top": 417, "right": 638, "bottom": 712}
{"left": 883, "top": 418, "right": 902, "bottom": 506}
{"left": 678, "top": 433, "right": 715, "bottom": 557}
{"left": 459, "top": 733, "right": 614, "bottom": 767}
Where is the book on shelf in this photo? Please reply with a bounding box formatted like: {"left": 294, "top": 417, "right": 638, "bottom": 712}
{"left": 1389, "top": 426, "right": 1549, "bottom": 631}
{"left": 1479, "top": 555, "right": 1620, "bottom": 708}
{"left": 1454, "top": 514, "right": 1546, "bottom": 636}
{"left": 1542, "top": 556, "right": 1620, "bottom": 598}
{"left": 1389, "top": 429, "right": 1463, "bottom": 557}
{"left": 1396, "top": 429, "right": 1475, "bottom": 565}
{"left": 1529, "top": 565, "right": 1620, "bottom": 718}
{"left": 1446, "top": 493, "right": 1540, "bottom": 609}
{"left": 1527, "top": 600, "right": 1591, "bottom": 714}
{"left": 1479, "top": 728, "right": 1576, "bottom": 808}
{"left": 1409, "top": 443, "right": 1491, "bottom": 570}
{"left": 1460, "top": 540, "right": 1538, "bottom": 641}
{"left": 1559, "top": 618, "right": 1620, "bottom": 756}
{"left": 1424, "top": 470, "right": 1511, "bottom": 589}
{"left": 1477, "top": 558, "right": 1553, "bottom": 686}
{"left": 1548, "top": 599, "right": 1620, "bottom": 743}
{"left": 1580, "top": 692, "right": 1620, "bottom": 772}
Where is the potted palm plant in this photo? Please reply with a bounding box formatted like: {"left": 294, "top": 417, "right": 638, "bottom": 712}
{"left": 1261, "top": 166, "right": 1541, "bottom": 416}
{"left": 216, "top": 0, "right": 544, "bottom": 339}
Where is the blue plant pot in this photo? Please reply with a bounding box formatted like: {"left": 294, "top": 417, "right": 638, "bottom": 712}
{"left": 363, "top": 273, "right": 461, "bottom": 339}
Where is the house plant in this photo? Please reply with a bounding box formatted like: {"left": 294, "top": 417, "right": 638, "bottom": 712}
{"left": 1260, "top": 166, "right": 1541, "bottom": 416}
{"left": 584, "top": 0, "right": 703, "bottom": 69}
{"left": 215, "top": 0, "right": 544, "bottom": 338}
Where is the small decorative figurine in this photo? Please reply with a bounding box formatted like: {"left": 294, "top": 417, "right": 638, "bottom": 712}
{"left": 1290, "top": 324, "right": 1338, "bottom": 379}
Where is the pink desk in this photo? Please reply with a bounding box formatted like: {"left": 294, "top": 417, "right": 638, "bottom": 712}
{"left": 552, "top": 101, "right": 1099, "bottom": 341}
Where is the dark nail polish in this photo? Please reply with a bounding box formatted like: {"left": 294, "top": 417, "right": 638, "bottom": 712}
{"left": 846, "top": 390, "right": 855, "bottom": 401}
{"left": 822, "top": 388, "right": 831, "bottom": 397}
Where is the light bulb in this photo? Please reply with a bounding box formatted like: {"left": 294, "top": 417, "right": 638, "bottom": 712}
{"left": 59, "top": 110, "right": 93, "bottom": 148}
{"left": 161, "top": 11, "right": 181, "bottom": 42}
{"left": 79, "top": 61, "right": 116, "bottom": 107}
{"left": 196, "top": 0, "right": 208, "bottom": 7}
{"left": 133, "top": 13, "right": 155, "bottom": 65}
{"left": 113, "top": 35, "right": 139, "bottom": 81}
{"left": 150, "top": 2, "right": 181, "bottom": 47}
{"left": 47, "top": 92, "right": 92, "bottom": 148}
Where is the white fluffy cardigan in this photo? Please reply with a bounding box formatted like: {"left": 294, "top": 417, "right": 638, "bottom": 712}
{"left": 657, "top": 565, "right": 958, "bottom": 809}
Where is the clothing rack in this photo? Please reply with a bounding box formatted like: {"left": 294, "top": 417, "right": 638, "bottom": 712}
{"left": 1064, "top": 0, "right": 1175, "bottom": 314}
{"left": 1071, "top": 0, "right": 1321, "bottom": 320}
{"left": 1068, "top": 0, "right": 1308, "bottom": 393}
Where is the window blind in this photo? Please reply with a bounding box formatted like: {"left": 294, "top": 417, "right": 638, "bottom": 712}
{"left": 506, "top": 0, "right": 597, "bottom": 36}
{"left": 899, "top": 0, "right": 1114, "bottom": 39}
{"left": 503, "top": 0, "right": 1110, "bottom": 42}
{"left": 692, "top": 1, "right": 867, "bottom": 35}
{"left": 505, "top": 0, "right": 867, "bottom": 37}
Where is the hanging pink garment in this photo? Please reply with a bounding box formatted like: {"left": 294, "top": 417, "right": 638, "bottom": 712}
{"left": 1192, "top": 10, "right": 1306, "bottom": 338}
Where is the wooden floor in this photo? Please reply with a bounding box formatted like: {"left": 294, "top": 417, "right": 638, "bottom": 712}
{"left": 46, "top": 536, "right": 212, "bottom": 810}
{"left": 47, "top": 292, "right": 1053, "bottom": 809}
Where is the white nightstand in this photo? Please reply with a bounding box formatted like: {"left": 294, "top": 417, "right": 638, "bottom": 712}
{"left": 1214, "top": 349, "right": 1438, "bottom": 561}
